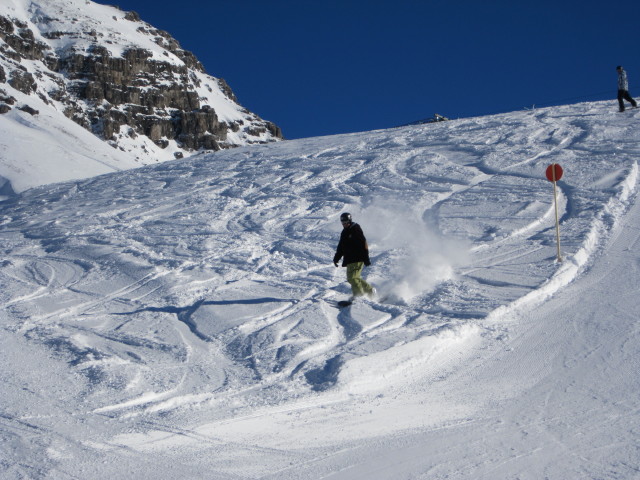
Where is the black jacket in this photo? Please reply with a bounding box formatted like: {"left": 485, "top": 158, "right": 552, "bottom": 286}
{"left": 333, "top": 222, "right": 371, "bottom": 267}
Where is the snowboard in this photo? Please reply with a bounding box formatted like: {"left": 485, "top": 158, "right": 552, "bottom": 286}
{"left": 329, "top": 295, "right": 389, "bottom": 308}
{"left": 327, "top": 291, "right": 391, "bottom": 309}
{"left": 326, "top": 299, "right": 353, "bottom": 308}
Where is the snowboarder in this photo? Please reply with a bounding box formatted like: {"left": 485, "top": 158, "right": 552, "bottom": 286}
{"left": 616, "top": 66, "right": 638, "bottom": 112}
{"left": 333, "top": 212, "right": 375, "bottom": 301}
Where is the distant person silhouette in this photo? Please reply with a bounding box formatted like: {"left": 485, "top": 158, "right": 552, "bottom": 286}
{"left": 616, "top": 66, "right": 638, "bottom": 112}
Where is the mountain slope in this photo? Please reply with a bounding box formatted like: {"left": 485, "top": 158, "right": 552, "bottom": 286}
{"left": 0, "top": 101, "right": 639, "bottom": 478}
{"left": 0, "top": 0, "right": 282, "bottom": 194}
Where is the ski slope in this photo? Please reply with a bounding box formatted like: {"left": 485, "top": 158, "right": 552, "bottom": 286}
{"left": 1, "top": 101, "right": 639, "bottom": 478}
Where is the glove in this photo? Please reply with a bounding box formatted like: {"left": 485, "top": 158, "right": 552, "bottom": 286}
{"left": 364, "top": 258, "right": 371, "bottom": 267}
{"left": 334, "top": 262, "right": 339, "bottom": 267}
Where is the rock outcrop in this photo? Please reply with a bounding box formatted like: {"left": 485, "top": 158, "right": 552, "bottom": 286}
{"left": 0, "top": 1, "right": 283, "bottom": 161}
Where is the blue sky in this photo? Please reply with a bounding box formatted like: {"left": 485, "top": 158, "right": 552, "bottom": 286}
{"left": 100, "top": 0, "right": 640, "bottom": 139}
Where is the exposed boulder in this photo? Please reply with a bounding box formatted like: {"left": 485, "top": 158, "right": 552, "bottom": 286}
{"left": 1, "top": 88, "right": 18, "bottom": 105}
{"left": 9, "top": 69, "right": 36, "bottom": 94}
{"left": 17, "top": 104, "right": 38, "bottom": 115}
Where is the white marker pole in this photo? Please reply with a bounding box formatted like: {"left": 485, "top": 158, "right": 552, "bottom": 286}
{"left": 551, "top": 169, "right": 562, "bottom": 263}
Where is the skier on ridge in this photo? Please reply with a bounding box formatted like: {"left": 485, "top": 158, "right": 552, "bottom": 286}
{"left": 333, "top": 212, "right": 376, "bottom": 302}
{"left": 616, "top": 65, "right": 638, "bottom": 112}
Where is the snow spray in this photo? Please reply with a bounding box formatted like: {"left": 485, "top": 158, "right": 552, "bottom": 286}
{"left": 354, "top": 199, "right": 469, "bottom": 303}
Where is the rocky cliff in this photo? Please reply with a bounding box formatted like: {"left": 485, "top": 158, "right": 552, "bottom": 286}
{"left": 0, "top": 0, "right": 283, "bottom": 164}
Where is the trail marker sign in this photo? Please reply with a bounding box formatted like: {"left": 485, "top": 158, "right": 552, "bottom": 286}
{"left": 545, "top": 163, "right": 563, "bottom": 262}
{"left": 545, "top": 163, "right": 564, "bottom": 182}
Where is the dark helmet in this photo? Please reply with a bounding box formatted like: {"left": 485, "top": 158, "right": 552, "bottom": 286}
{"left": 340, "top": 212, "right": 352, "bottom": 223}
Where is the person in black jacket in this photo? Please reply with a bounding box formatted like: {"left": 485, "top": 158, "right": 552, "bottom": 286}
{"left": 333, "top": 212, "right": 375, "bottom": 299}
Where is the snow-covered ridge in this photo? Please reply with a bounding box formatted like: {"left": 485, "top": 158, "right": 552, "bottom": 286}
{"left": 1, "top": 100, "right": 639, "bottom": 478}
{"left": 1, "top": 0, "right": 186, "bottom": 64}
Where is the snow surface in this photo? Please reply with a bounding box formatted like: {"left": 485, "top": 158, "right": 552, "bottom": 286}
{"left": 0, "top": 102, "right": 140, "bottom": 195}
{"left": 1, "top": 101, "right": 639, "bottom": 478}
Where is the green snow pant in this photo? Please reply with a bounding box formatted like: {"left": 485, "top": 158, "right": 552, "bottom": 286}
{"left": 346, "top": 262, "right": 374, "bottom": 297}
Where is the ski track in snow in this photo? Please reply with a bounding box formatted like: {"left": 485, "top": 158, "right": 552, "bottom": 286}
{"left": 1, "top": 101, "right": 639, "bottom": 478}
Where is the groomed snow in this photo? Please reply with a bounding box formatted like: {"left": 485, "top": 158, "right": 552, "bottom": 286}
{"left": 1, "top": 100, "right": 639, "bottom": 478}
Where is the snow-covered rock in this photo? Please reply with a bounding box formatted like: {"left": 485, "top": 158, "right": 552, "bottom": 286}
{"left": 0, "top": 0, "right": 282, "bottom": 193}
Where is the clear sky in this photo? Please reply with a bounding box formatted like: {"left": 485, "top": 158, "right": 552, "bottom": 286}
{"left": 99, "top": 0, "right": 640, "bottom": 139}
